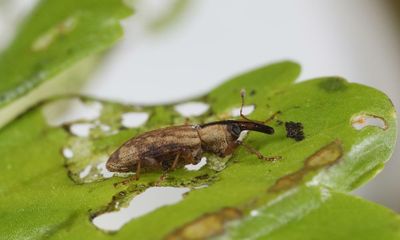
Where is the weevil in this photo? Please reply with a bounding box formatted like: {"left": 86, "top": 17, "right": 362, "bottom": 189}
{"left": 106, "top": 90, "right": 280, "bottom": 182}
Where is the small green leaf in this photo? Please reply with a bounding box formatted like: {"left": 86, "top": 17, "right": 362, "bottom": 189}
{"left": 0, "top": 0, "right": 132, "bottom": 128}
{"left": 0, "top": 61, "right": 397, "bottom": 239}
{"left": 224, "top": 186, "right": 400, "bottom": 240}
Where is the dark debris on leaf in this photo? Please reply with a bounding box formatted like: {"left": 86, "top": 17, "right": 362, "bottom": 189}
{"left": 285, "top": 121, "right": 304, "bottom": 141}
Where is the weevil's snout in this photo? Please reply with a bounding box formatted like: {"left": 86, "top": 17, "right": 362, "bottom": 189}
{"left": 237, "top": 121, "right": 274, "bottom": 135}
{"left": 106, "top": 150, "right": 130, "bottom": 172}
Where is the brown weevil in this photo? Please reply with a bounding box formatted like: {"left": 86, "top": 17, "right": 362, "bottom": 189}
{"left": 106, "top": 90, "right": 280, "bottom": 183}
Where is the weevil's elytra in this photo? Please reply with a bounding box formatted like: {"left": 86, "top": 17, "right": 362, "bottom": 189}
{"left": 106, "top": 90, "right": 280, "bottom": 182}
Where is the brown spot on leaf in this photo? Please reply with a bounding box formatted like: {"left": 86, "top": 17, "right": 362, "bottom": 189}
{"left": 269, "top": 140, "right": 343, "bottom": 192}
{"left": 165, "top": 208, "right": 242, "bottom": 240}
{"left": 305, "top": 140, "right": 343, "bottom": 169}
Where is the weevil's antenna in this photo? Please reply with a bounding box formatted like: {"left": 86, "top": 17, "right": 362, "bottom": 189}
{"left": 240, "top": 89, "right": 253, "bottom": 122}
{"left": 240, "top": 89, "right": 265, "bottom": 124}
{"left": 240, "top": 89, "right": 280, "bottom": 124}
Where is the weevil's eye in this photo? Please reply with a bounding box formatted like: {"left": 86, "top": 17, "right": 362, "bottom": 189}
{"left": 230, "top": 124, "right": 241, "bottom": 137}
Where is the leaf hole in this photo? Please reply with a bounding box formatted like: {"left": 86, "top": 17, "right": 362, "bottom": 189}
{"left": 250, "top": 210, "right": 260, "bottom": 217}
{"left": 230, "top": 105, "right": 254, "bottom": 117}
{"left": 79, "top": 165, "right": 92, "bottom": 179}
{"left": 62, "top": 147, "right": 74, "bottom": 159}
{"left": 351, "top": 114, "right": 387, "bottom": 130}
{"left": 96, "top": 161, "right": 114, "bottom": 179}
{"left": 121, "top": 112, "right": 149, "bottom": 128}
{"left": 42, "top": 98, "right": 102, "bottom": 126}
{"left": 92, "top": 187, "right": 190, "bottom": 232}
{"left": 69, "top": 123, "right": 95, "bottom": 137}
{"left": 185, "top": 157, "right": 207, "bottom": 171}
{"left": 174, "top": 102, "right": 210, "bottom": 117}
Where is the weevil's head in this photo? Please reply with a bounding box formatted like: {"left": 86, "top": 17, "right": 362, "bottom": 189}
{"left": 198, "top": 120, "right": 274, "bottom": 156}
{"left": 226, "top": 120, "right": 274, "bottom": 138}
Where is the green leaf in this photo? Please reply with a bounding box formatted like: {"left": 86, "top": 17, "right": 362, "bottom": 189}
{"left": 0, "top": 0, "right": 132, "bottom": 128}
{"left": 224, "top": 186, "right": 400, "bottom": 240}
{"left": 0, "top": 61, "right": 397, "bottom": 239}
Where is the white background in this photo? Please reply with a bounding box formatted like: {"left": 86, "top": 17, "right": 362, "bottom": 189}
{"left": 1, "top": 0, "right": 399, "bottom": 212}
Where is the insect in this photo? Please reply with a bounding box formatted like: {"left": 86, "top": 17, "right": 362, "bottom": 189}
{"left": 106, "top": 90, "right": 280, "bottom": 182}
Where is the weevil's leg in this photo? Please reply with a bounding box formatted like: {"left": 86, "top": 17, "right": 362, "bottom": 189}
{"left": 155, "top": 153, "right": 183, "bottom": 186}
{"left": 155, "top": 171, "right": 168, "bottom": 186}
{"left": 171, "top": 152, "right": 181, "bottom": 170}
{"left": 156, "top": 152, "right": 182, "bottom": 186}
{"left": 237, "top": 141, "right": 281, "bottom": 161}
{"left": 156, "top": 150, "right": 195, "bottom": 186}
{"left": 116, "top": 176, "right": 137, "bottom": 187}
{"left": 114, "top": 175, "right": 138, "bottom": 187}
{"left": 135, "top": 158, "right": 142, "bottom": 180}
{"left": 188, "top": 154, "right": 196, "bottom": 164}
{"left": 171, "top": 148, "right": 194, "bottom": 170}
{"left": 184, "top": 118, "right": 191, "bottom": 125}
{"left": 113, "top": 159, "right": 144, "bottom": 187}
{"left": 183, "top": 150, "right": 196, "bottom": 165}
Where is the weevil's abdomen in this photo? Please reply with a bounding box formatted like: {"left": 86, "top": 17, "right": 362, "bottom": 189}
{"left": 106, "top": 125, "right": 202, "bottom": 173}
{"left": 106, "top": 148, "right": 134, "bottom": 172}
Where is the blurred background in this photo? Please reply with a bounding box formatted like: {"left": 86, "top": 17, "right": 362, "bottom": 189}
{"left": 1, "top": 0, "right": 399, "bottom": 211}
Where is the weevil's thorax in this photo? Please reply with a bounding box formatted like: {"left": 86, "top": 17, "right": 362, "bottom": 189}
{"left": 198, "top": 124, "right": 238, "bottom": 157}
